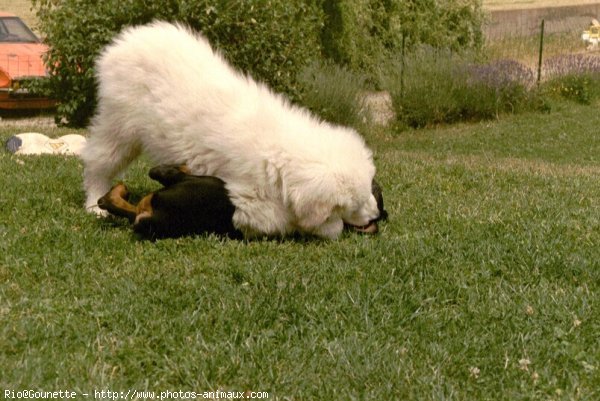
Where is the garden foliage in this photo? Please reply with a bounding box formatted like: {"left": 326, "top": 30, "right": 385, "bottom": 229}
{"left": 297, "top": 61, "right": 368, "bottom": 130}
{"left": 31, "top": 0, "right": 485, "bottom": 127}
{"left": 542, "top": 54, "right": 600, "bottom": 105}
{"left": 385, "top": 51, "right": 541, "bottom": 128}
{"left": 36, "top": 0, "right": 600, "bottom": 130}
{"left": 32, "top": 0, "right": 324, "bottom": 126}
{"left": 321, "top": 0, "right": 484, "bottom": 79}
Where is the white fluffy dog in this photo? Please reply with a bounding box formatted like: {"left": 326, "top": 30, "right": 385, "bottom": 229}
{"left": 83, "top": 21, "right": 380, "bottom": 239}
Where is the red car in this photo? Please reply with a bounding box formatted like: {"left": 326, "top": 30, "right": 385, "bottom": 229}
{"left": 0, "top": 12, "right": 53, "bottom": 109}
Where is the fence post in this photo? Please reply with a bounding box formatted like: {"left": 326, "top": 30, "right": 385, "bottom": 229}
{"left": 400, "top": 32, "right": 406, "bottom": 98}
{"left": 537, "top": 19, "right": 545, "bottom": 85}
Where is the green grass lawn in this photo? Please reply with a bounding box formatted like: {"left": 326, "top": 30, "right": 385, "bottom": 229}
{"left": 1, "top": 102, "right": 599, "bottom": 400}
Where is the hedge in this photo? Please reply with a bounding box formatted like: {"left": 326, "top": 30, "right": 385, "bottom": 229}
{"left": 31, "top": 0, "right": 484, "bottom": 126}
{"left": 32, "top": 0, "right": 324, "bottom": 126}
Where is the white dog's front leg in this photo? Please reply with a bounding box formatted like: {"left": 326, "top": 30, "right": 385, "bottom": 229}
{"left": 311, "top": 217, "right": 344, "bottom": 240}
{"left": 81, "top": 131, "right": 141, "bottom": 216}
{"left": 83, "top": 172, "right": 111, "bottom": 216}
{"left": 231, "top": 200, "right": 292, "bottom": 238}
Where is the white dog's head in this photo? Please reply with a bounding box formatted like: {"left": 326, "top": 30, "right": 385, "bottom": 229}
{"left": 289, "top": 150, "right": 385, "bottom": 239}
{"left": 340, "top": 183, "right": 381, "bottom": 230}
{"left": 273, "top": 119, "right": 387, "bottom": 239}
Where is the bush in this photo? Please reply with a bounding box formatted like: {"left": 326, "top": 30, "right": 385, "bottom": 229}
{"left": 542, "top": 54, "right": 600, "bottom": 104}
{"left": 543, "top": 53, "right": 600, "bottom": 79}
{"left": 467, "top": 59, "right": 537, "bottom": 114}
{"left": 32, "top": 0, "right": 324, "bottom": 126}
{"left": 321, "top": 0, "right": 485, "bottom": 82}
{"left": 30, "top": 0, "right": 487, "bottom": 127}
{"left": 543, "top": 74, "right": 600, "bottom": 105}
{"left": 385, "top": 50, "right": 538, "bottom": 128}
{"left": 297, "top": 61, "right": 368, "bottom": 130}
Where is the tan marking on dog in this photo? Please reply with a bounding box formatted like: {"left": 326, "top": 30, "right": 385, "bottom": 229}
{"left": 103, "top": 184, "right": 138, "bottom": 220}
{"left": 178, "top": 164, "right": 191, "bottom": 174}
{"left": 134, "top": 194, "right": 155, "bottom": 225}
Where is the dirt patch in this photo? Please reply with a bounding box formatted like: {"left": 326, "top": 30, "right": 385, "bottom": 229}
{"left": 0, "top": 115, "right": 56, "bottom": 129}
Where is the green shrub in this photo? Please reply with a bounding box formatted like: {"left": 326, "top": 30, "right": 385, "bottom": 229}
{"left": 32, "top": 0, "right": 323, "bottom": 126}
{"left": 297, "top": 61, "right": 368, "bottom": 130}
{"left": 384, "top": 50, "right": 538, "bottom": 128}
{"left": 384, "top": 49, "right": 468, "bottom": 128}
{"left": 320, "top": 0, "right": 393, "bottom": 80}
{"left": 30, "top": 0, "right": 486, "bottom": 127}
{"left": 543, "top": 74, "right": 600, "bottom": 105}
{"left": 321, "top": 0, "right": 484, "bottom": 82}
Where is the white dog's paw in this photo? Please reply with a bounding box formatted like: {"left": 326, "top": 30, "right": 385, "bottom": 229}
{"left": 86, "top": 204, "right": 108, "bottom": 217}
{"left": 313, "top": 218, "right": 344, "bottom": 240}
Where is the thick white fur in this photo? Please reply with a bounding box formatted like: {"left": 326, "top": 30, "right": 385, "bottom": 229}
{"left": 83, "top": 21, "right": 379, "bottom": 239}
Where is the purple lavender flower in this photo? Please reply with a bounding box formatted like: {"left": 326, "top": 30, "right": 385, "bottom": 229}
{"left": 543, "top": 54, "right": 600, "bottom": 79}
{"left": 468, "top": 59, "right": 535, "bottom": 89}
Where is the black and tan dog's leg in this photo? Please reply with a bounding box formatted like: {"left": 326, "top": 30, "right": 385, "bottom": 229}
{"left": 97, "top": 184, "right": 141, "bottom": 223}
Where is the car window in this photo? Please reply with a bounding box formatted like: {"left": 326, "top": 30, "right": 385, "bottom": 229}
{"left": 0, "top": 17, "right": 40, "bottom": 43}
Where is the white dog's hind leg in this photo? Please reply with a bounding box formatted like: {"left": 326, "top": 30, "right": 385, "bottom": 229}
{"left": 82, "top": 135, "right": 141, "bottom": 215}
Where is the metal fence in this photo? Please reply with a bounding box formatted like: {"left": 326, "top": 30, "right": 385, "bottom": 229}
{"left": 486, "top": 3, "right": 600, "bottom": 39}
{"left": 483, "top": 3, "right": 600, "bottom": 82}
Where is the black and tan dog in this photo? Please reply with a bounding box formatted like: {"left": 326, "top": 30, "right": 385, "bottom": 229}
{"left": 98, "top": 165, "right": 387, "bottom": 240}
{"left": 98, "top": 165, "right": 241, "bottom": 239}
